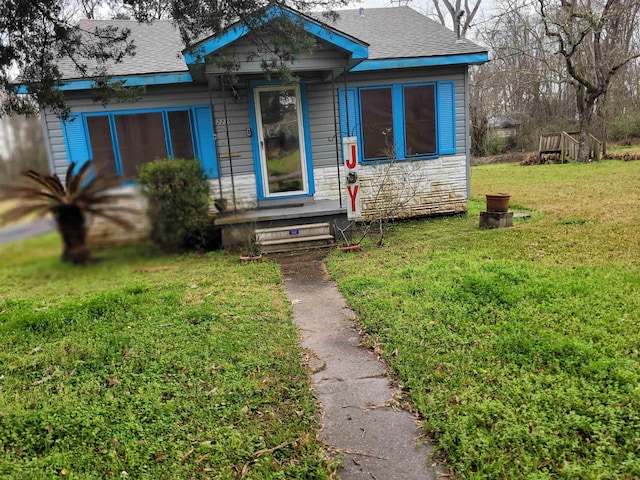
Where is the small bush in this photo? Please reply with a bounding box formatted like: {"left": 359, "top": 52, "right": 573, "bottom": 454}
{"left": 608, "top": 110, "right": 640, "bottom": 143}
{"left": 137, "top": 158, "right": 211, "bottom": 251}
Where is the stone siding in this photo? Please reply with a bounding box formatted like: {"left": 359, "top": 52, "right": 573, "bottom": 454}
{"left": 86, "top": 188, "right": 150, "bottom": 247}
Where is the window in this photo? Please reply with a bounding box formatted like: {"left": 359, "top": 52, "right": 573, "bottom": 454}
{"left": 339, "top": 81, "right": 455, "bottom": 162}
{"left": 62, "top": 105, "right": 218, "bottom": 179}
{"left": 86, "top": 116, "right": 117, "bottom": 177}
{"left": 83, "top": 109, "right": 195, "bottom": 179}
{"left": 360, "top": 88, "right": 393, "bottom": 160}
{"left": 168, "top": 110, "right": 195, "bottom": 159}
{"left": 403, "top": 84, "right": 436, "bottom": 156}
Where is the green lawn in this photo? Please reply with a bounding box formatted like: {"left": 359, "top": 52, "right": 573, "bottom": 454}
{"left": 0, "top": 238, "right": 333, "bottom": 479}
{"left": 327, "top": 160, "right": 640, "bottom": 479}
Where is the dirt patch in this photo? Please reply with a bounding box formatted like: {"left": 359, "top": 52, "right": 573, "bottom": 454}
{"left": 268, "top": 248, "right": 330, "bottom": 266}
{"left": 471, "top": 152, "right": 533, "bottom": 166}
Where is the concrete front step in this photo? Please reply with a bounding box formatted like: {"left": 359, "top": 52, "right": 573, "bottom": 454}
{"left": 256, "top": 223, "right": 334, "bottom": 253}
{"left": 255, "top": 222, "right": 330, "bottom": 241}
{"left": 261, "top": 237, "right": 336, "bottom": 254}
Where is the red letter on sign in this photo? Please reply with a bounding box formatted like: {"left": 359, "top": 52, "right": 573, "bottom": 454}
{"left": 347, "top": 185, "right": 359, "bottom": 212}
{"left": 346, "top": 145, "right": 357, "bottom": 169}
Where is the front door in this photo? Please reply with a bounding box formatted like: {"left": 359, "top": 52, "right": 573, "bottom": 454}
{"left": 254, "top": 85, "right": 309, "bottom": 197}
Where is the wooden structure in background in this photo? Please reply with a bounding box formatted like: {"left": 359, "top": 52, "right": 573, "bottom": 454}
{"left": 538, "top": 132, "right": 602, "bottom": 162}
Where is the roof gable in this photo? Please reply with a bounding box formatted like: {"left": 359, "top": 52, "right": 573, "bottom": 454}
{"left": 182, "top": 4, "right": 369, "bottom": 65}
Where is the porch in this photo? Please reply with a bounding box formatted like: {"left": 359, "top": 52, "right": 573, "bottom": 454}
{"left": 214, "top": 199, "right": 349, "bottom": 250}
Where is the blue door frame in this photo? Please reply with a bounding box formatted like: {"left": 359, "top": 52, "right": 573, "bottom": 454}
{"left": 248, "top": 80, "right": 315, "bottom": 201}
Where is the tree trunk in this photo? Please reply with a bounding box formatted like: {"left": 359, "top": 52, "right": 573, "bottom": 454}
{"left": 53, "top": 205, "right": 91, "bottom": 264}
{"left": 576, "top": 87, "right": 596, "bottom": 163}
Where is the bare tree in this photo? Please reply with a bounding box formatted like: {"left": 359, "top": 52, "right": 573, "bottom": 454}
{"left": 538, "top": 0, "right": 640, "bottom": 162}
{"left": 431, "top": 0, "right": 483, "bottom": 37}
{"left": 0, "top": 114, "right": 48, "bottom": 183}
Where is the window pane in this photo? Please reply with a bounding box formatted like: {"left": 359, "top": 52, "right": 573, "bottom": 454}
{"left": 404, "top": 85, "right": 436, "bottom": 156}
{"left": 86, "top": 116, "right": 117, "bottom": 177}
{"left": 114, "top": 112, "right": 167, "bottom": 179}
{"left": 168, "top": 110, "right": 194, "bottom": 159}
{"left": 360, "top": 88, "right": 393, "bottom": 159}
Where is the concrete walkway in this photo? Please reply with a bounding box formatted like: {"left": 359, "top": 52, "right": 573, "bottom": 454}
{"left": 0, "top": 218, "right": 54, "bottom": 245}
{"left": 280, "top": 256, "right": 440, "bottom": 480}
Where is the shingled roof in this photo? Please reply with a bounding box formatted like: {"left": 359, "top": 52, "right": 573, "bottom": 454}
{"left": 57, "top": 7, "right": 486, "bottom": 80}
{"left": 57, "top": 19, "right": 187, "bottom": 79}
{"left": 329, "top": 7, "right": 486, "bottom": 59}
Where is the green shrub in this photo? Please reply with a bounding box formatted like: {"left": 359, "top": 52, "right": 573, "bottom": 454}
{"left": 608, "top": 110, "right": 640, "bottom": 143}
{"left": 137, "top": 158, "right": 211, "bottom": 251}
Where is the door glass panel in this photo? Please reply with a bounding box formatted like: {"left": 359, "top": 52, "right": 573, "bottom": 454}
{"left": 258, "top": 88, "right": 304, "bottom": 194}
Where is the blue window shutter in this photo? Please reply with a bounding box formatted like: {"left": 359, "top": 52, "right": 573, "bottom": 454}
{"left": 437, "top": 81, "right": 456, "bottom": 155}
{"left": 337, "top": 87, "right": 358, "bottom": 138}
{"left": 61, "top": 114, "right": 90, "bottom": 167}
{"left": 193, "top": 105, "right": 218, "bottom": 178}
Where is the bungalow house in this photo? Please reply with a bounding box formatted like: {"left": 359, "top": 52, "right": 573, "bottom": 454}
{"left": 38, "top": 4, "right": 488, "bottom": 249}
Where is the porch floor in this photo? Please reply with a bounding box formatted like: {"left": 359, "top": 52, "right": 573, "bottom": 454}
{"left": 214, "top": 200, "right": 347, "bottom": 226}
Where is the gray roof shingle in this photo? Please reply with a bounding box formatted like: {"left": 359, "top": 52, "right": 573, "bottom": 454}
{"left": 58, "top": 19, "right": 187, "bottom": 79}
{"left": 330, "top": 7, "right": 486, "bottom": 59}
{"left": 58, "top": 7, "right": 486, "bottom": 79}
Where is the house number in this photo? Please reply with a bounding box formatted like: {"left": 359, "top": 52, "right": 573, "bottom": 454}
{"left": 215, "top": 118, "right": 232, "bottom": 125}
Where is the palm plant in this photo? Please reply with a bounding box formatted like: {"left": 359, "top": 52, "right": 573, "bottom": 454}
{"left": 0, "top": 161, "right": 135, "bottom": 264}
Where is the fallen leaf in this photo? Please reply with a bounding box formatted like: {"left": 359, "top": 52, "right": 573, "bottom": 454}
{"left": 196, "top": 453, "right": 211, "bottom": 465}
{"left": 123, "top": 348, "right": 134, "bottom": 359}
{"left": 60, "top": 468, "right": 69, "bottom": 476}
{"left": 180, "top": 449, "right": 194, "bottom": 464}
{"left": 32, "top": 374, "right": 52, "bottom": 386}
{"left": 105, "top": 377, "right": 120, "bottom": 387}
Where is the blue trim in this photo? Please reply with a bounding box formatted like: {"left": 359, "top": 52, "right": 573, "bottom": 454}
{"left": 349, "top": 52, "right": 489, "bottom": 72}
{"left": 108, "top": 115, "right": 123, "bottom": 174}
{"left": 436, "top": 80, "right": 456, "bottom": 154}
{"left": 248, "top": 80, "right": 314, "bottom": 200}
{"left": 247, "top": 82, "right": 263, "bottom": 199}
{"left": 16, "top": 72, "right": 193, "bottom": 94}
{"left": 392, "top": 84, "right": 405, "bottom": 159}
{"left": 184, "top": 4, "right": 368, "bottom": 65}
{"left": 299, "top": 81, "right": 315, "bottom": 197}
{"left": 161, "top": 111, "right": 172, "bottom": 157}
{"left": 192, "top": 105, "right": 218, "bottom": 178}
{"left": 61, "top": 114, "right": 91, "bottom": 168}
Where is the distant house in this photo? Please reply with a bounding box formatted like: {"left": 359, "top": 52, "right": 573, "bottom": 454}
{"left": 488, "top": 116, "right": 521, "bottom": 140}
{"left": 37, "top": 4, "right": 488, "bottom": 248}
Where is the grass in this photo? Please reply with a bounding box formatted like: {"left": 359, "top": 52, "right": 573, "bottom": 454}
{"left": 0, "top": 237, "right": 334, "bottom": 479}
{"left": 327, "top": 160, "right": 640, "bottom": 479}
